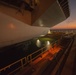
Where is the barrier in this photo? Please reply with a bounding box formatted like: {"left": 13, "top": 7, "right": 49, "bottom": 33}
{"left": 0, "top": 47, "right": 47, "bottom": 75}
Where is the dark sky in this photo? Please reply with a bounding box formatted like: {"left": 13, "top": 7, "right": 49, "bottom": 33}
{"left": 52, "top": 0, "right": 76, "bottom": 29}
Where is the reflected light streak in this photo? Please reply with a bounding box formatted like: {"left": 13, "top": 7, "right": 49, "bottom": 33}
{"left": 48, "top": 30, "right": 52, "bottom": 34}
{"left": 39, "top": 20, "right": 44, "bottom": 27}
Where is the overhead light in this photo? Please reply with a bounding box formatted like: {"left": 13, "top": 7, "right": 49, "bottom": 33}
{"left": 48, "top": 30, "right": 52, "bottom": 34}
{"left": 36, "top": 39, "right": 41, "bottom": 47}
{"left": 39, "top": 20, "right": 44, "bottom": 27}
{"left": 46, "top": 41, "right": 51, "bottom": 50}
{"left": 39, "top": 23, "right": 44, "bottom": 27}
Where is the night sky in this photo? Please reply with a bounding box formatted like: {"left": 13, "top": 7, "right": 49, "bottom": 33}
{"left": 52, "top": 0, "right": 76, "bottom": 29}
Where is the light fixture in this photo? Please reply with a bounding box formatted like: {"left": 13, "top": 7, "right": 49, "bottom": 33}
{"left": 46, "top": 41, "right": 51, "bottom": 50}
{"left": 48, "top": 30, "right": 52, "bottom": 34}
{"left": 36, "top": 39, "right": 41, "bottom": 47}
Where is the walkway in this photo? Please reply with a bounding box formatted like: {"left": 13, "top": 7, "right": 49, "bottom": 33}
{"left": 16, "top": 45, "right": 61, "bottom": 75}
{"left": 60, "top": 36, "right": 76, "bottom": 75}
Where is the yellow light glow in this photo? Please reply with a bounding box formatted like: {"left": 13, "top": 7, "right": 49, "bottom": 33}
{"left": 48, "top": 30, "right": 52, "bottom": 34}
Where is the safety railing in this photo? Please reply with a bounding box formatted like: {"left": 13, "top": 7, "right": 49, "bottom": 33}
{"left": 27, "top": 47, "right": 47, "bottom": 63}
{"left": 0, "top": 46, "right": 47, "bottom": 75}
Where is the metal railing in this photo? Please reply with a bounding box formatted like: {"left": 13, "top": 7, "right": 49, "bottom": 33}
{"left": 0, "top": 46, "right": 47, "bottom": 75}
